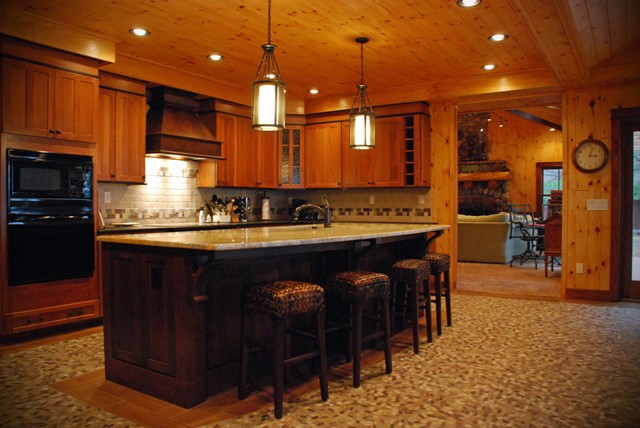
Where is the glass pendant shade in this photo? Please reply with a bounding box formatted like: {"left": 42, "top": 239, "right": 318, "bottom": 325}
{"left": 349, "top": 37, "right": 375, "bottom": 149}
{"left": 350, "top": 104, "right": 375, "bottom": 149}
{"left": 252, "top": 44, "right": 286, "bottom": 131}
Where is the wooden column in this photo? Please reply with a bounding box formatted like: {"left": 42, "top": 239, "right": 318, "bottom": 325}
{"left": 429, "top": 102, "right": 459, "bottom": 287}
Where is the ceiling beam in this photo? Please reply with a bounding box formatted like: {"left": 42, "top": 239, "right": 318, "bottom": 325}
{"left": 511, "top": 0, "right": 591, "bottom": 87}
{"left": 0, "top": 4, "right": 115, "bottom": 63}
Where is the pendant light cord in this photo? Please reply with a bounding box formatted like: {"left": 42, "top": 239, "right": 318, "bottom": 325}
{"left": 360, "top": 41, "right": 365, "bottom": 85}
{"left": 267, "top": 0, "right": 272, "bottom": 45}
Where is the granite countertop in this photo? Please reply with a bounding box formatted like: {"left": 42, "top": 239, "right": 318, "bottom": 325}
{"left": 98, "top": 220, "right": 294, "bottom": 235}
{"left": 97, "top": 222, "right": 449, "bottom": 252}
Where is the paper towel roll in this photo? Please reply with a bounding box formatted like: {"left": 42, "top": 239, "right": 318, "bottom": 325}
{"left": 261, "top": 198, "right": 270, "bottom": 220}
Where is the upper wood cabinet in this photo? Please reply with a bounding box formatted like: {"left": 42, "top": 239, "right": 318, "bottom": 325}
{"left": 96, "top": 86, "right": 146, "bottom": 183}
{"left": 305, "top": 122, "right": 343, "bottom": 188}
{"left": 278, "top": 125, "right": 304, "bottom": 188}
{"left": 2, "top": 57, "right": 99, "bottom": 143}
{"left": 342, "top": 116, "right": 405, "bottom": 187}
{"left": 213, "top": 112, "right": 277, "bottom": 188}
{"left": 236, "top": 117, "right": 278, "bottom": 188}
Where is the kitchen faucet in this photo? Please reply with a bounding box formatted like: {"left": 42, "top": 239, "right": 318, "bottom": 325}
{"left": 293, "top": 195, "right": 332, "bottom": 228}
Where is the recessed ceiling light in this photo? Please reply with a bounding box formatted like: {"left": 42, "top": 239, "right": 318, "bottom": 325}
{"left": 482, "top": 64, "right": 496, "bottom": 70}
{"left": 309, "top": 89, "right": 319, "bottom": 95}
{"left": 489, "top": 34, "right": 509, "bottom": 42}
{"left": 457, "top": 0, "right": 482, "bottom": 7}
{"left": 129, "top": 28, "right": 150, "bottom": 37}
{"left": 207, "top": 54, "right": 224, "bottom": 61}
{"left": 550, "top": 128, "right": 556, "bottom": 132}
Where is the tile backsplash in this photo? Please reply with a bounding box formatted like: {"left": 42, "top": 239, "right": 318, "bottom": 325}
{"left": 98, "top": 158, "right": 431, "bottom": 224}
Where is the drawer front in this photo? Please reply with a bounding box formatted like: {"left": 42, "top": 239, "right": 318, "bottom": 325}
{"left": 7, "top": 301, "right": 100, "bottom": 333}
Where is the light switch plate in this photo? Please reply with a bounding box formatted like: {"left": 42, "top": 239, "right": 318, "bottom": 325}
{"left": 576, "top": 263, "right": 583, "bottom": 274}
{"left": 105, "top": 192, "right": 111, "bottom": 203}
{"left": 587, "top": 199, "right": 608, "bottom": 210}
{"left": 369, "top": 195, "right": 375, "bottom": 204}
{"left": 418, "top": 195, "right": 425, "bottom": 205}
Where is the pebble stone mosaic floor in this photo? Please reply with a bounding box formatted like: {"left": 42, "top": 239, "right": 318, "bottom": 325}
{"left": 1, "top": 294, "right": 639, "bottom": 427}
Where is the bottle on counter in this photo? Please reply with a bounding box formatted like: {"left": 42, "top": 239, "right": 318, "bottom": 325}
{"left": 198, "top": 206, "right": 205, "bottom": 224}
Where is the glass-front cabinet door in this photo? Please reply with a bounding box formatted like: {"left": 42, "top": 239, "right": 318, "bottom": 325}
{"left": 278, "top": 125, "right": 304, "bottom": 188}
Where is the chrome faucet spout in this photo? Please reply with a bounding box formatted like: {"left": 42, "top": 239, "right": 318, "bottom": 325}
{"left": 293, "top": 203, "right": 332, "bottom": 228}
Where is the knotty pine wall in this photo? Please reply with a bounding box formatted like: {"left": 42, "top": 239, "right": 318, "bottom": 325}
{"left": 487, "top": 110, "right": 563, "bottom": 209}
{"left": 563, "top": 82, "right": 640, "bottom": 300}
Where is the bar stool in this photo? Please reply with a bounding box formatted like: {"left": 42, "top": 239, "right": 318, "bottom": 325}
{"left": 422, "top": 252, "right": 452, "bottom": 336}
{"left": 390, "top": 259, "right": 432, "bottom": 353}
{"left": 325, "top": 271, "right": 392, "bottom": 388}
{"left": 239, "top": 280, "right": 329, "bottom": 419}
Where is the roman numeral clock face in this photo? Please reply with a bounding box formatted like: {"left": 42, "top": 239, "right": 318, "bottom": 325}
{"left": 572, "top": 138, "right": 610, "bottom": 173}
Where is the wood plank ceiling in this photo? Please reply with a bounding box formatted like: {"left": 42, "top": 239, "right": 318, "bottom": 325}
{"left": 1, "top": 0, "right": 639, "bottom": 126}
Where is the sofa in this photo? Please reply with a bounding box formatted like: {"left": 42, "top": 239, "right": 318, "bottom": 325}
{"left": 457, "top": 212, "right": 528, "bottom": 264}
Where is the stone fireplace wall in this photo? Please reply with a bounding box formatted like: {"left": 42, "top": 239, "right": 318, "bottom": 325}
{"left": 458, "top": 181, "right": 510, "bottom": 215}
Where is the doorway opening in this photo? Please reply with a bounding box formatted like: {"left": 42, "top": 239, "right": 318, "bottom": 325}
{"left": 614, "top": 107, "right": 640, "bottom": 300}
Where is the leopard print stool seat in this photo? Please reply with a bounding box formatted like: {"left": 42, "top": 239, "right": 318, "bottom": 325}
{"left": 326, "top": 271, "right": 392, "bottom": 388}
{"left": 390, "top": 259, "right": 432, "bottom": 352}
{"left": 239, "top": 280, "right": 328, "bottom": 419}
{"left": 422, "top": 252, "right": 452, "bottom": 336}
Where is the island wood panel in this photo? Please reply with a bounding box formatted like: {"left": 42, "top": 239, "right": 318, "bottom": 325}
{"left": 563, "top": 82, "right": 640, "bottom": 300}
{"left": 488, "top": 110, "right": 562, "bottom": 210}
{"left": 100, "top": 229, "right": 432, "bottom": 407}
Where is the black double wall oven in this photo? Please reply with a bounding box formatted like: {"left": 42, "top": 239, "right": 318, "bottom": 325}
{"left": 7, "top": 149, "right": 95, "bottom": 285}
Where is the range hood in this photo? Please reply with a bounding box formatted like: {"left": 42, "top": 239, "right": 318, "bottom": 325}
{"left": 146, "top": 87, "right": 223, "bottom": 160}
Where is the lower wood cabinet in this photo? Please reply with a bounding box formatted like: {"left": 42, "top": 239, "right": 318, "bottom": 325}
{"left": 7, "top": 301, "right": 100, "bottom": 333}
{"left": 104, "top": 249, "right": 178, "bottom": 376}
{"left": 2, "top": 273, "right": 101, "bottom": 336}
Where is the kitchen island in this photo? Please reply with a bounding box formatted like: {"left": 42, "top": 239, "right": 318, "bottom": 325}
{"left": 98, "top": 222, "right": 449, "bottom": 407}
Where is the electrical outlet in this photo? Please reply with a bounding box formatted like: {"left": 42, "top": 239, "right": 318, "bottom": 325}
{"left": 105, "top": 192, "right": 111, "bottom": 203}
{"left": 369, "top": 195, "right": 375, "bottom": 204}
{"left": 576, "top": 263, "right": 583, "bottom": 274}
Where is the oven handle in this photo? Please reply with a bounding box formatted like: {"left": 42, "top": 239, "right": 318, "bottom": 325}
{"left": 8, "top": 215, "right": 94, "bottom": 226}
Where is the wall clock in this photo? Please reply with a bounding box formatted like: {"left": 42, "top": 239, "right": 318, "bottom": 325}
{"left": 572, "top": 138, "right": 609, "bottom": 173}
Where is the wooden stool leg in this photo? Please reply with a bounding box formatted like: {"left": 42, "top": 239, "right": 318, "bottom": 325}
{"left": 423, "top": 279, "right": 433, "bottom": 343}
{"left": 238, "top": 311, "right": 250, "bottom": 400}
{"left": 316, "top": 309, "right": 329, "bottom": 401}
{"left": 410, "top": 280, "right": 420, "bottom": 354}
{"left": 434, "top": 273, "right": 442, "bottom": 336}
{"left": 352, "top": 301, "right": 363, "bottom": 388}
{"left": 273, "top": 317, "right": 285, "bottom": 419}
{"left": 444, "top": 270, "right": 452, "bottom": 327}
{"left": 381, "top": 297, "right": 392, "bottom": 374}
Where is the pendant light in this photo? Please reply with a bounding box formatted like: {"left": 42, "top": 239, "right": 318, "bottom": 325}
{"left": 252, "top": 0, "right": 286, "bottom": 131}
{"left": 349, "top": 37, "right": 375, "bottom": 149}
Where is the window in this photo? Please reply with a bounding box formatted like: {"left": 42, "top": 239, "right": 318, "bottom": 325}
{"left": 536, "top": 162, "right": 562, "bottom": 218}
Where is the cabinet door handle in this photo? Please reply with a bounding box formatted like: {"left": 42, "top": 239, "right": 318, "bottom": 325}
{"left": 55, "top": 129, "right": 62, "bottom": 134}
{"left": 49, "top": 129, "right": 56, "bottom": 134}
{"left": 67, "top": 309, "right": 85, "bottom": 317}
